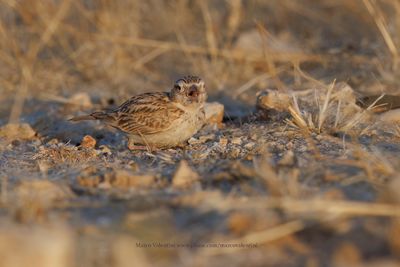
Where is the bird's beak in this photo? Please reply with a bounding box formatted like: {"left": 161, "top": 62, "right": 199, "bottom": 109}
{"left": 188, "top": 85, "right": 199, "bottom": 98}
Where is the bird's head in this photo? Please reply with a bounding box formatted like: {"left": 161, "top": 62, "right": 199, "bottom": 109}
{"left": 170, "top": 75, "right": 207, "bottom": 106}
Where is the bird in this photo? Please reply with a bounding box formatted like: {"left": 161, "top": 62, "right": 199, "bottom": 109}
{"left": 69, "top": 75, "right": 207, "bottom": 151}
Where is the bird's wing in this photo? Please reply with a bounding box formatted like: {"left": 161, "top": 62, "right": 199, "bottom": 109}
{"left": 114, "top": 92, "right": 184, "bottom": 135}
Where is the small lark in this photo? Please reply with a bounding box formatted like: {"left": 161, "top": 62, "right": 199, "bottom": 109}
{"left": 70, "top": 76, "right": 207, "bottom": 150}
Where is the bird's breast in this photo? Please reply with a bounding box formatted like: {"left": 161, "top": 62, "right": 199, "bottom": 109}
{"left": 129, "top": 109, "right": 205, "bottom": 147}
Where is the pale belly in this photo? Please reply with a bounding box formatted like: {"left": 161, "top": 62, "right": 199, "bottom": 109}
{"left": 128, "top": 110, "right": 205, "bottom": 147}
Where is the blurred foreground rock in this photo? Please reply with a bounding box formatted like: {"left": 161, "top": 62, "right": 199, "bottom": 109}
{"left": 14, "top": 180, "right": 73, "bottom": 223}
{"left": 0, "top": 224, "right": 73, "bottom": 267}
{"left": 172, "top": 160, "right": 199, "bottom": 189}
{"left": 112, "top": 236, "right": 151, "bottom": 267}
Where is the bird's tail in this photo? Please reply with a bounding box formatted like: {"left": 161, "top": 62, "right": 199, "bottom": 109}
{"left": 69, "top": 111, "right": 115, "bottom": 123}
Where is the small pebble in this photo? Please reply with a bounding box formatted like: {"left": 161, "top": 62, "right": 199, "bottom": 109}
{"left": 199, "top": 134, "right": 215, "bottom": 143}
{"left": 98, "top": 145, "right": 112, "bottom": 156}
{"left": 69, "top": 92, "right": 92, "bottom": 107}
{"left": 219, "top": 137, "right": 228, "bottom": 148}
{"left": 204, "top": 102, "right": 224, "bottom": 125}
{"left": 188, "top": 137, "right": 201, "bottom": 145}
{"left": 231, "top": 137, "right": 243, "bottom": 145}
{"left": 228, "top": 147, "right": 241, "bottom": 158}
{"left": 80, "top": 135, "right": 96, "bottom": 149}
{"left": 244, "top": 142, "right": 255, "bottom": 150}
{"left": 0, "top": 123, "right": 36, "bottom": 140}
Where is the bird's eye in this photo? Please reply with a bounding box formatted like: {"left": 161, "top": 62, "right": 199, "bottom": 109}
{"left": 174, "top": 85, "right": 183, "bottom": 92}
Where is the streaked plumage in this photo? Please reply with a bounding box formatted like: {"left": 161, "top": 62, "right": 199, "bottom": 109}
{"left": 70, "top": 76, "right": 207, "bottom": 150}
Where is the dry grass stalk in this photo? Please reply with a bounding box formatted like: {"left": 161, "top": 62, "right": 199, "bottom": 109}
{"left": 199, "top": 0, "right": 218, "bottom": 61}
{"left": 287, "top": 95, "right": 309, "bottom": 131}
{"left": 8, "top": 0, "right": 73, "bottom": 123}
{"left": 362, "top": 0, "right": 399, "bottom": 69}
{"left": 340, "top": 93, "right": 384, "bottom": 133}
{"left": 233, "top": 72, "right": 277, "bottom": 99}
{"left": 317, "top": 80, "right": 335, "bottom": 132}
{"left": 225, "top": 0, "right": 242, "bottom": 45}
{"left": 287, "top": 78, "right": 378, "bottom": 135}
{"left": 33, "top": 144, "right": 97, "bottom": 165}
{"left": 132, "top": 46, "right": 170, "bottom": 71}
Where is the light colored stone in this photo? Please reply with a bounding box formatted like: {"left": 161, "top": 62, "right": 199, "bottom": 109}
{"left": 14, "top": 180, "right": 72, "bottom": 222}
{"left": 16, "top": 180, "right": 72, "bottom": 205}
{"left": 256, "top": 89, "right": 291, "bottom": 112}
{"left": 218, "top": 137, "right": 228, "bottom": 148}
{"left": 0, "top": 123, "right": 36, "bottom": 140}
{"left": 204, "top": 102, "right": 224, "bottom": 124}
{"left": 69, "top": 92, "right": 92, "bottom": 107}
{"left": 98, "top": 145, "right": 112, "bottom": 155}
{"left": 112, "top": 170, "right": 155, "bottom": 188}
{"left": 244, "top": 142, "right": 256, "bottom": 150}
{"left": 199, "top": 134, "right": 216, "bottom": 143}
{"left": 80, "top": 135, "right": 96, "bottom": 149}
{"left": 231, "top": 137, "right": 243, "bottom": 145}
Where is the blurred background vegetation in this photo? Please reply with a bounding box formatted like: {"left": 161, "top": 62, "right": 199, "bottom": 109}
{"left": 0, "top": 0, "right": 399, "bottom": 123}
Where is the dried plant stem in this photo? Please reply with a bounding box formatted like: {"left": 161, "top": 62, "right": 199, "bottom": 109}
{"left": 8, "top": 69, "right": 31, "bottom": 123}
{"left": 199, "top": 0, "right": 218, "bottom": 61}
{"left": 225, "top": 0, "right": 242, "bottom": 46}
{"left": 288, "top": 95, "right": 308, "bottom": 130}
{"left": 133, "top": 47, "right": 170, "bottom": 71}
{"left": 318, "top": 80, "right": 335, "bottom": 132}
{"left": 363, "top": 0, "right": 399, "bottom": 69}
{"left": 233, "top": 72, "right": 278, "bottom": 98}
{"left": 8, "top": 0, "right": 72, "bottom": 123}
